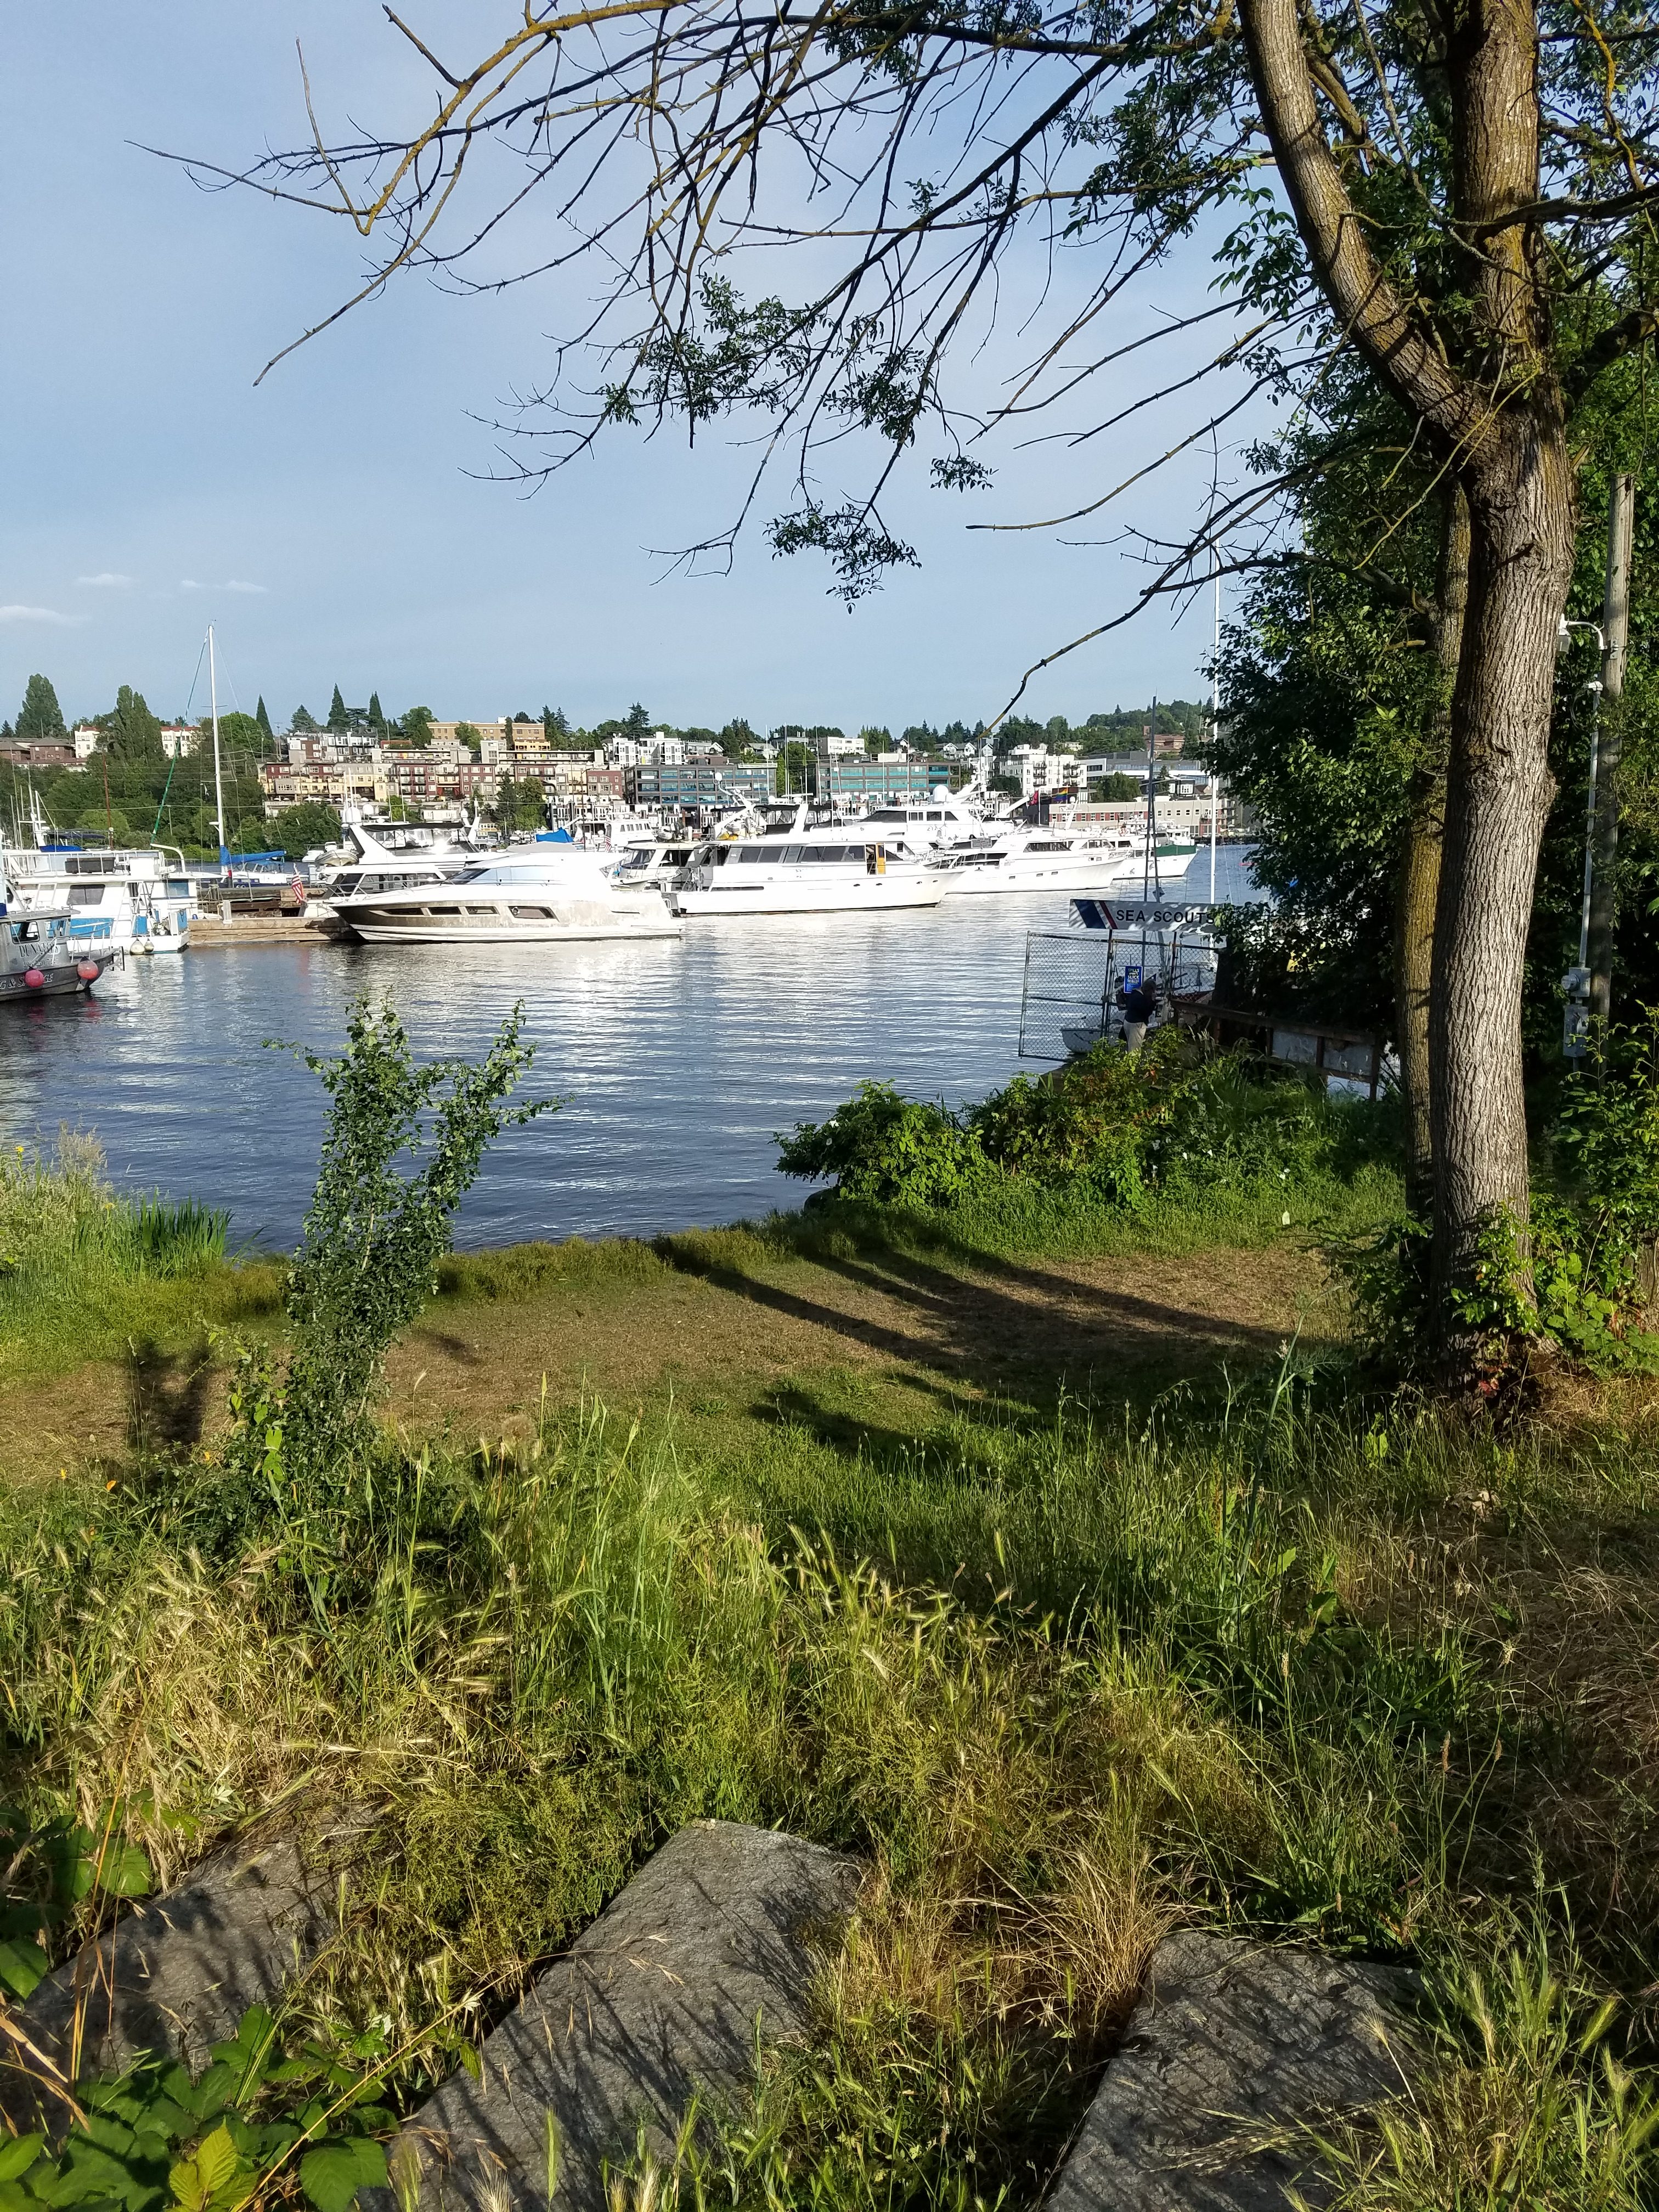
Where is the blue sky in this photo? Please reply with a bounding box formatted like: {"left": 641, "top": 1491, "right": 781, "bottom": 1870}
{"left": 1, "top": 7, "right": 1267, "bottom": 735}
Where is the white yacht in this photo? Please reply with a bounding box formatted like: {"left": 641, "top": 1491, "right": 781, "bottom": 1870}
{"left": 0, "top": 902, "right": 118, "bottom": 1002}
{"left": 1, "top": 839, "right": 198, "bottom": 952}
{"left": 611, "top": 835, "right": 698, "bottom": 895}
{"left": 670, "top": 803, "right": 943, "bottom": 917}
{"left": 856, "top": 790, "right": 989, "bottom": 850}
{"left": 305, "top": 821, "right": 503, "bottom": 928}
{"left": 330, "top": 842, "right": 682, "bottom": 943}
{"left": 929, "top": 826, "right": 1195, "bottom": 897}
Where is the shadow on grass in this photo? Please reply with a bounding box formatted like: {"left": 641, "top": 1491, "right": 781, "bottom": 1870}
{"left": 126, "top": 1334, "right": 216, "bottom": 1459}
{"left": 654, "top": 1214, "right": 1297, "bottom": 1413}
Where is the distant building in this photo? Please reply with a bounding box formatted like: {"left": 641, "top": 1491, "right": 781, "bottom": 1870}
{"left": 73, "top": 726, "right": 101, "bottom": 761}
{"left": 628, "top": 760, "right": 772, "bottom": 809}
{"left": 821, "top": 757, "right": 949, "bottom": 800}
{"left": 1, "top": 735, "right": 77, "bottom": 770}
{"left": 160, "top": 726, "right": 198, "bottom": 759}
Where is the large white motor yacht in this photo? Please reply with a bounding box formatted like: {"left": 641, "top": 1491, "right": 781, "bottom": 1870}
{"left": 670, "top": 803, "right": 943, "bottom": 916}
{"left": 330, "top": 842, "right": 682, "bottom": 943}
{"left": 929, "top": 826, "right": 1195, "bottom": 897}
{"left": 304, "top": 821, "right": 504, "bottom": 928}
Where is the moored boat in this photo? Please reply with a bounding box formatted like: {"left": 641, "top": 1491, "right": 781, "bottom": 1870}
{"left": 330, "top": 844, "right": 682, "bottom": 943}
{"left": 0, "top": 902, "right": 118, "bottom": 1002}
{"left": 670, "top": 802, "right": 943, "bottom": 917}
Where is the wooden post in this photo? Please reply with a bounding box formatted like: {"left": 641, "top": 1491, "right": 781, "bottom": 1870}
{"left": 1590, "top": 472, "right": 1635, "bottom": 1024}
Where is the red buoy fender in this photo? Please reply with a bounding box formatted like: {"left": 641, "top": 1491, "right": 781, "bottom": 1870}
{"left": 22, "top": 968, "right": 46, "bottom": 988}
{"left": 78, "top": 961, "right": 101, "bottom": 982}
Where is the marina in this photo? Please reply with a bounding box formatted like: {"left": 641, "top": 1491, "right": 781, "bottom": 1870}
{"left": 0, "top": 849, "right": 1263, "bottom": 1250}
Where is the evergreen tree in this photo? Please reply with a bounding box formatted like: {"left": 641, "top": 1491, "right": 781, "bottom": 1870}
{"left": 368, "top": 691, "right": 385, "bottom": 729}
{"left": 255, "top": 696, "right": 274, "bottom": 741}
{"left": 624, "top": 702, "right": 651, "bottom": 736}
{"left": 16, "top": 674, "right": 65, "bottom": 741}
{"left": 291, "top": 704, "right": 320, "bottom": 733}
{"left": 328, "top": 685, "right": 349, "bottom": 731}
{"left": 543, "top": 704, "right": 569, "bottom": 740}
{"left": 106, "top": 685, "right": 162, "bottom": 758}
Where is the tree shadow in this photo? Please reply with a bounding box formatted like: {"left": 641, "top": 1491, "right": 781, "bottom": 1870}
{"left": 126, "top": 1336, "right": 216, "bottom": 1460}
{"left": 656, "top": 1229, "right": 1293, "bottom": 1415}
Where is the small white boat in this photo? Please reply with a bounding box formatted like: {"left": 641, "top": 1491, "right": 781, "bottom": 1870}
{"left": 670, "top": 803, "right": 943, "bottom": 916}
{"left": 0, "top": 902, "right": 118, "bottom": 1002}
{"left": 331, "top": 844, "right": 682, "bottom": 943}
{"left": 930, "top": 828, "right": 1195, "bottom": 897}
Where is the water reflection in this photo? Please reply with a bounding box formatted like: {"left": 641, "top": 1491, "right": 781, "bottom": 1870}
{"left": 0, "top": 850, "right": 1262, "bottom": 1249}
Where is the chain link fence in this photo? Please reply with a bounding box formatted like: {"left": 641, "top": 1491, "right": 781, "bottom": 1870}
{"left": 1018, "top": 908, "right": 1219, "bottom": 1061}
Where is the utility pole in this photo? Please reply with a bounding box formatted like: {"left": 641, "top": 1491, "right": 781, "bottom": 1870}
{"left": 1589, "top": 472, "right": 1635, "bottom": 1024}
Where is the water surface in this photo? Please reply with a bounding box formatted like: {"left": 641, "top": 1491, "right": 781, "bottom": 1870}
{"left": 0, "top": 849, "right": 1261, "bottom": 1249}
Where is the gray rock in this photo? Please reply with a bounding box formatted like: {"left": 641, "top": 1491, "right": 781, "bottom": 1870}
{"left": 1, "top": 1828, "right": 336, "bottom": 2130}
{"left": 388, "top": 1820, "right": 862, "bottom": 2212}
{"left": 1046, "top": 1931, "right": 1414, "bottom": 2210}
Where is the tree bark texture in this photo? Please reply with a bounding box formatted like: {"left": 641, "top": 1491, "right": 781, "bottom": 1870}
{"left": 1429, "top": 420, "right": 1576, "bottom": 1319}
{"left": 1394, "top": 488, "right": 1468, "bottom": 1216}
{"left": 1240, "top": 0, "right": 1579, "bottom": 1348}
{"left": 1589, "top": 471, "right": 1634, "bottom": 1023}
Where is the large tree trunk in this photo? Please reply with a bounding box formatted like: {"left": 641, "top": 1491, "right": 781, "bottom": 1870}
{"left": 1428, "top": 416, "right": 1577, "bottom": 1340}
{"left": 1394, "top": 487, "right": 1468, "bottom": 1215}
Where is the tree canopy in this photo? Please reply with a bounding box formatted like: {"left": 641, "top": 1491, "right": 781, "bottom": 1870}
{"left": 16, "top": 674, "right": 65, "bottom": 742}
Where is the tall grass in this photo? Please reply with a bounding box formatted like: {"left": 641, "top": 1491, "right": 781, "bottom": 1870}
{"left": 0, "top": 1134, "right": 264, "bottom": 1389}
{"left": 3, "top": 1368, "right": 1656, "bottom": 2203}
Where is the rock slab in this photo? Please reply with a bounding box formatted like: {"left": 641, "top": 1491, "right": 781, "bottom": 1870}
{"left": 1046, "top": 1931, "right": 1412, "bottom": 2211}
{"left": 390, "top": 1820, "right": 862, "bottom": 2212}
{"left": 1, "top": 1830, "right": 332, "bottom": 2128}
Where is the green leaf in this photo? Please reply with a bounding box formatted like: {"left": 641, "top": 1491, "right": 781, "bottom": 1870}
{"left": 298, "top": 2139, "right": 388, "bottom": 2212}
{"left": 91, "top": 1843, "right": 151, "bottom": 1901}
{"left": 0, "top": 2181, "right": 42, "bottom": 2212}
{"left": 0, "top": 2142, "right": 44, "bottom": 2186}
{"left": 167, "top": 2125, "right": 252, "bottom": 2212}
{"left": 0, "top": 1937, "right": 49, "bottom": 1998}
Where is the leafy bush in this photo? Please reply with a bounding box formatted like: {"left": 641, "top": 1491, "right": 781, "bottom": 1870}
{"left": 1334, "top": 1023, "right": 1659, "bottom": 1378}
{"left": 1, "top": 2007, "right": 393, "bottom": 2212}
{"left": 779, "top": 1035, "right": 1392, "bottom": 1221}
{"left": 777, "top": 1082, "right": 997, "bottom": 1208}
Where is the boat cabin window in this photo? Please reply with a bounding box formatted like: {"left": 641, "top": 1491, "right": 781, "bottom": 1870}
{"left": 9, "top": 920, "right": 40, "bottom": 942}
{"left": 67, "top": 886, "right": 106, "bottom": 907}
{"left": 510, "top": 905, "right": 554, "bottom": 921}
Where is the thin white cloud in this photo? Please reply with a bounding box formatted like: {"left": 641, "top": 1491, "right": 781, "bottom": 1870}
{"left": 0, "top": 605, "right": 77, "bottom": 625}
{"left": 180, "top": 579, "right": 203, "bottom": 591}
{"left": 225, "top": 579, "right": 268, "bottom": 594}
{"left": 76, "top": 571, "right": 134, "bottom": 589}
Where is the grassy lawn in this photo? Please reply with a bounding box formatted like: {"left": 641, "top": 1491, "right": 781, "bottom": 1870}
{"left": 3, "top": 1118, "right": 1658, "bottom": 2206}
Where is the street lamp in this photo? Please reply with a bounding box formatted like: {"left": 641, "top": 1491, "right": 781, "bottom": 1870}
{"left": 1557, "top": 613, "right": 1605, "bottom": 1059}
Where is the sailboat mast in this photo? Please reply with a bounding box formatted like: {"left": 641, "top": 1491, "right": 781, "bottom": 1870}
{"left": 208, "top": 624, "right": 228, "bottom": 873}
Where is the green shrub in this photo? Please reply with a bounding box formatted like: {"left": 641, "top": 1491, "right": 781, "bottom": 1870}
{"left": 777, "top": 1082, "right": 997, "bottom": 1208}
{"left": 780, "top": 1037, "right": 1394, "bottom": 1223}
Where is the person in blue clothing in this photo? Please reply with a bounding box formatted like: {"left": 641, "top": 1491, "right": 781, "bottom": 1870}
{"left": 1118, "top": 975, "right": 1160, "bottom": 1051}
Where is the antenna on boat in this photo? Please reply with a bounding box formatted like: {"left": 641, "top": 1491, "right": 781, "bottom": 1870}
{"left": 207, "top": 624, "right": 228, "bottom": 876}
